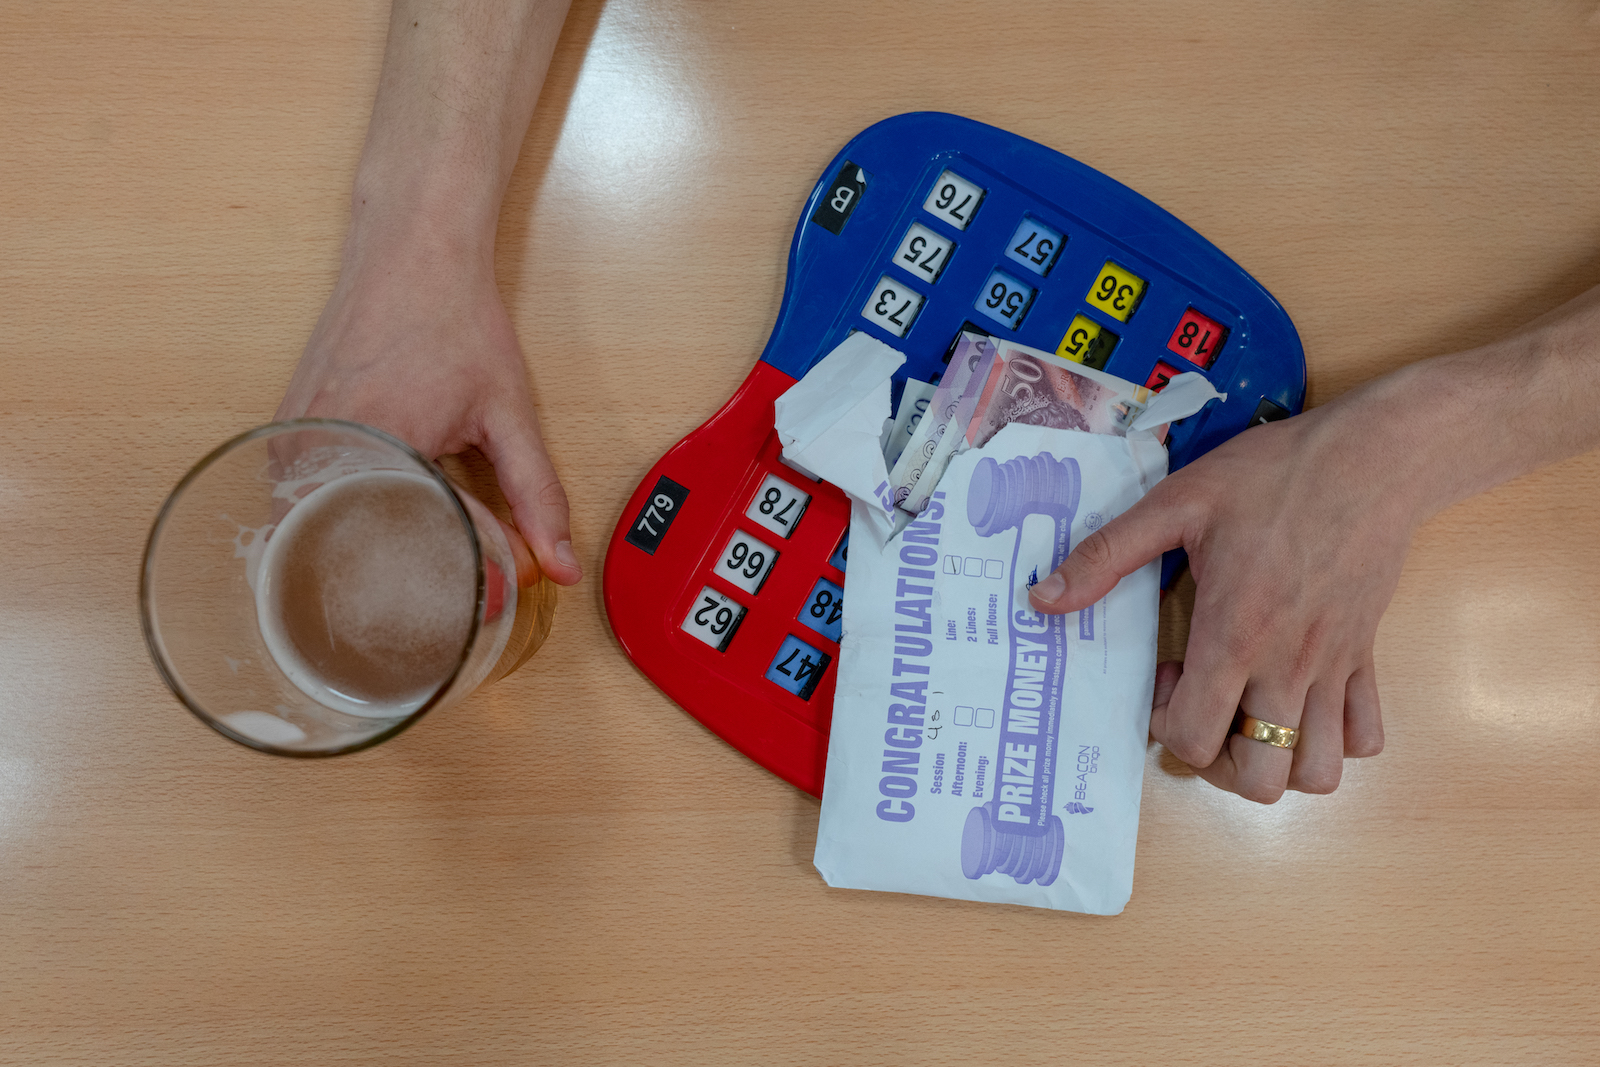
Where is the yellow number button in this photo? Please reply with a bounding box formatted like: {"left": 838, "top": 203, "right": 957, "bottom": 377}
{"left": 1055, "top": 315, "right": 1118, "bottom": 371}
{"left": 1086, "top": 261, "right": 1147, "bottom": 322}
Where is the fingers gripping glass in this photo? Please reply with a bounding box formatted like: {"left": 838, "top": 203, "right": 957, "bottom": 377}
{"left": 140, "top": 419, "right": 557, "bottom": 756}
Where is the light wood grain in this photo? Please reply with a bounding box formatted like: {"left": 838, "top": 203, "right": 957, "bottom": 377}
{"left": 3, "top": 2, "right": 1599, "bottom": 1063}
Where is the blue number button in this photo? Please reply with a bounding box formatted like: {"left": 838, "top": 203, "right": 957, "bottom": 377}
{"left": 798, "top": 577, "right": 844, "bottom": 643}
{"left": 766, "top": 634, "right": 832, "bottom": 700}
{"left": 1004, "top": 216, "right": 1065, "bottom": 277}
{"left": 974, "top": 269, "right": 1036, "bottom": 330}
{"left": 828, "top": 530, "right": 849, "bottom": 573}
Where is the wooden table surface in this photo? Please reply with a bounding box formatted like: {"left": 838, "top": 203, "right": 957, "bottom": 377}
{"left": 4, "top": 2, "right": 1599, "bottom": 1063}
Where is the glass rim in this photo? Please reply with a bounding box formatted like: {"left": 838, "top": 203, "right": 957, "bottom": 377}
{"left": 139, "top": 418, "right": 485, "bottom": 758}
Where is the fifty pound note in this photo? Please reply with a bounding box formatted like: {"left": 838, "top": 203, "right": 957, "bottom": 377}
{"left": 965, "top": 342, "right": 1151, "bottom": 449}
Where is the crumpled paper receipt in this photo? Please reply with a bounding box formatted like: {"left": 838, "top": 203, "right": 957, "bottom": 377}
{"left": 775, "top": 334, "right": 1223, "bottom": 914}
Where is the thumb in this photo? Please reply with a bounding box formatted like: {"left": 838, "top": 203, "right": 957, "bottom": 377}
{"left": 479, "top": 406, "right": 583, "bottom": 587}
{"left": 1028, "top": 484, "right": 1190, "bottom": 613}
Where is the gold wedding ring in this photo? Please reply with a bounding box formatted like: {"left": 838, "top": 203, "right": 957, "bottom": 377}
{"left": 1238, "top": 715, "right": 1300, "bottom": 750}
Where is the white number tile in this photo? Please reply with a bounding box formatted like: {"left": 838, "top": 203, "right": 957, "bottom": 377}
{"left": 860, "top": 275, "right": 926, "bottom": 338}
{"left": 744, "top": 473, "right": 811, "bottom": 539}
{"left": 680, "top": 586, "right": 747, "bottom": 652}
{"left": 923, "top": 169, "right": 986, "bottom": 230}
{"left": 893, "top": 223, "right": 955, "bottom": 283}
{"left": 714, "top": 530, "right": 779, "bottom": 595}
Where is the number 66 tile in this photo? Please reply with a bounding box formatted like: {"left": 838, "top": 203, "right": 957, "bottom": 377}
{"left": 714, "top": 530, "right": 780, "bottom": 595}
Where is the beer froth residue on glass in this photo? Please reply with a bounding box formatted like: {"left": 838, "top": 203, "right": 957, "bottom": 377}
{"left": 256, "top": 470, "right": 476, "bottom": 717}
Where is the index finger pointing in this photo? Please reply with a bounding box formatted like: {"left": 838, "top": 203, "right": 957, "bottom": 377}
{"left": 1029, "top": 483, "right": 1193, "bottom": 614}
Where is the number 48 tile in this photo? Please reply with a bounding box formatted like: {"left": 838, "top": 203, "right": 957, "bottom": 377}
{"left": 797, "top": 577, "right": 844, "bottom": 643}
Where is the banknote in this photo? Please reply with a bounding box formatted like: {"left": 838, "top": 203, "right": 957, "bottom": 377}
{"left": 882, "top": 377, "right": 939, "bottom": 470}
{"left": 898, "top": 414, "right": 963, "bottom": 517}
{"left": 886, "top": 332, "right": 996, "bottom": 509}
{"left": 964, "top": 343, "right": 1150, "bottom": 449}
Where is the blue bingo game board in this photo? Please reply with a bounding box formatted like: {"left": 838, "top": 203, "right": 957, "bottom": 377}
{"left": 604, "top": 113, "right": 1305, "bottom": 796}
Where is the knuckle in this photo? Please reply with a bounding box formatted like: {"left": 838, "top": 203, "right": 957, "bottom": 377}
{"left": 1238, "top": 779, "right": 1285, "bottom": 805}
{"left": 1165, "top": 733, "right": 1218, "bottom": 770}
{"left": 1214, "top": 594, "right": 1275, "bottom": 665}
{"left": 1221, "top": 618, "right": 1268, "bottom": 666}
{"left": 1292, "top": 761, "right": 1343, "bottom": 795}
{"left": 1285, "top": 621, "right": 1328, "bottom": 688}
{"left": 537, "top": 476, "right": 571, "bottom": 514}
{"left": 1071, "top": 529, "right": 1117, "bottom": 574}
{"left": 1151, "top": 477, "right": 1202, "bottom": 522}
{"left": 1346, "top": 731, "right": 1385, "bottom": 759}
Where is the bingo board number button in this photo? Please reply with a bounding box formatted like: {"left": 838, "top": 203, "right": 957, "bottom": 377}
{"left": 798, "top": 577, "right": 844, "bottom": 644}
{"left": 975, "top": 269, "right": 1036, "bottom": 330}
{"left": 923, "top": 169, "right": 985, "bottom": 230}
{"left": 681, "top": 587, "right": 747, "bottom": 652}
{"left": 828, "top": 530, "right": 849, "bottom": 573}
{"left": 1004, "top": 216, "right": 1065, "bottom": 277}
{"left": 810, "top": 160, "right": 867, "bottom": 235}
{"left": 715, "top": 530, "right": 779, "bottom": 594}
{"left": 1144, "top": 360, "right": 1183, "bottom": 392}
{"left": 624, "top": 475, "right": 689, "bottom": 555}
{"left": 893, "top": 223, "right": 955, "bottom": 284}
{"left": 1166, "top": 308, "right": 1228, "bottom": 369}
{"left": 1055, "top": 315, "right": 1119, "bottom": 371}
{"left": 861, "top": 275, "right": 926, "bottom": 337}
{"left": 766, "top": 634, "right": 832, "bottom": 700}
{"left": 745, "top": 473, "right": 811, "bottom": 539}
{"left": 1086, "top": 261, "right": 1147, "bottom": 322}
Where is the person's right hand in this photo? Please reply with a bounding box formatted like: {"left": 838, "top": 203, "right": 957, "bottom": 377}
{"left": 275, "top": 217, "right": 581, "bottom": 588}
{"left": 1028, "top": 398, "right": 1409, "bottom": 803}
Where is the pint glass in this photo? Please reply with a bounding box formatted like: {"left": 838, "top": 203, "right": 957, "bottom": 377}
{"left": 141, "top": 420, "right": 556, "bottom": 755}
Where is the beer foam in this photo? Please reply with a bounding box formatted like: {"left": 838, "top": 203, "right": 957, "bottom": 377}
{"left": 220, "top": 710, "right": 308, "bottom": 746}
{"left": 255, "top": 469, "right": 477, "bottom": 718}
{"left": 228, "top": 515, "right": 273, "bottom": 591}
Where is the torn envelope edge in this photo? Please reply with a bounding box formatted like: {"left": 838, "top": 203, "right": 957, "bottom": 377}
{"left": 777, "top": 332, "right": 1226, "bottom": 550}
{"left": 773, "top": 332, "right": 906, "bottom": 546}
{"left": 1129, "top": 371, "right": 1227, "bottom": 435}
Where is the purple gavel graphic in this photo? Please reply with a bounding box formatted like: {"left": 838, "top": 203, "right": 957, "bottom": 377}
{"left": 959, "top": 452, "right": 1081, "bottom": 887}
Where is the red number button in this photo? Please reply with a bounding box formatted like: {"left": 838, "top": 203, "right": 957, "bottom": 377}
{"left": 1144, "top": 360, "right": 1183, "bottom": 392}
{"left": 1166, "top": 308, "right": 1227, "bottom": 368}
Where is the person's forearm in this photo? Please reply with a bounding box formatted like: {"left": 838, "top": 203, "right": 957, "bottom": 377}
{"left": 1314, "top": 282, "right": 1600, "bottom": 527}
{"left": 348, "top": 0, "right": 572, "bottom": 261}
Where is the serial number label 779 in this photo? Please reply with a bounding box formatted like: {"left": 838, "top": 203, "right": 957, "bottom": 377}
{"left": 625, "top": 475, "right": 690, "bottom": 555}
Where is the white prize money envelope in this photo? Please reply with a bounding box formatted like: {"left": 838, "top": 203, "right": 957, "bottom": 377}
{"left": 777, "top": 342, "right": 1222, "bottom": 914}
